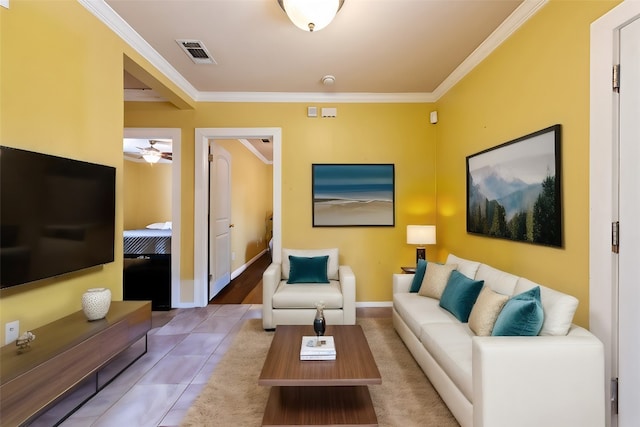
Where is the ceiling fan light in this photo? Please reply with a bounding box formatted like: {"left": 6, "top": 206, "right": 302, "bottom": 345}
{"left": 281, "top": 0, "right": 342, "bottom": 32}
{"left": 142, "top": 150, "right": 161, "bottom": 164}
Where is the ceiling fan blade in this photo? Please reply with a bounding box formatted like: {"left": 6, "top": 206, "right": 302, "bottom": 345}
{"left": 138, "top": 146, "right": 159, "bottom": 153}
{"left": 124, "top": 152, "right": 142, "bottom": 160}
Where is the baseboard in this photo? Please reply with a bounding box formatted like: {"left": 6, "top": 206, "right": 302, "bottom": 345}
{"left": 356, "top": 301, "right": 393, "bottom": 308}
{"left": 231, "top": 249, "right": 268, "bottom": 280}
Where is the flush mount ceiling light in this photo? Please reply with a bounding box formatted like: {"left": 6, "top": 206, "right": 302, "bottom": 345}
{"left": 278, "top": 0, "right": 345, "bottom": 32}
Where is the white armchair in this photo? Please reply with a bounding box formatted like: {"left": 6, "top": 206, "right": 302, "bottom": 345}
{"left": 262, "top": 248, "right": 356, "bottom": 330}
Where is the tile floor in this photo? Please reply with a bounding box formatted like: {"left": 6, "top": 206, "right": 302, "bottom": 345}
{"left": 58, "top": 304, "right": 261, "bottom": 427}
{"left": 46, "top": 305, "right": 391, "bottom": 427}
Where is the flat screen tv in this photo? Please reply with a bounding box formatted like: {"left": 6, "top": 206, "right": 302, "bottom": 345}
{"left": 0, "top": 146, "right": 116, "bottom": 289}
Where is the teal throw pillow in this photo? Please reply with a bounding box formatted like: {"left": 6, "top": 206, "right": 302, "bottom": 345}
{"left": 287, "top": 255, "right": 330, "bottom": 284}
{"left": 492, "top": 286, "right": 544, "bottom": 336}
{"left": 439, "top": 270, "right": 484, "bottom": 322}
{"left": 410, "top": 259, "right": 427, "bottom": 293}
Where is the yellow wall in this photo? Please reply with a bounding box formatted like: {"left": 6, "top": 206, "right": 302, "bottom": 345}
{"left": 1, "top": 0, "right": 622, "bottom": 344}
{"left": 435, "top": 0, "right": 620, "bottom": 327}
{"left": 123, "top": 161, "right": 172, "bottom": 230}
{"left": 0, "top": 0, "right": 191, "bottom": 344}
{"left": 0, "top": 0, "right": 124, "bottom": 344}
{"left": 124, "top": 102, "right": 437, "bottom": 302}
{"left": 215, "top": 139, "right": 273, "bottom": 271}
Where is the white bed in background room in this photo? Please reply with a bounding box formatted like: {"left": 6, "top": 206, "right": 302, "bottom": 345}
{"left": 123, "top": 222, "right": 172, "bottom": 257}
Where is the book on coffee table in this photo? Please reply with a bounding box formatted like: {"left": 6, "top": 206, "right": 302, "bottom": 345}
{"left": 300, "top": 336, "right": 336, "bottom": 360}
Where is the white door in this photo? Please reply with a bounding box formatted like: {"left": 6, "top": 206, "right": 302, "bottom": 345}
{"left": 617, "top": 16, "right": 640, "bottom": 427}
{"left": 209, "top": 143, "right": 232, "bottom": 299}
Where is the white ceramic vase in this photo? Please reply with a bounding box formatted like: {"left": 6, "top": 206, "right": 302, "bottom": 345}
{"left": 82, "top": 288, "right": 111, "bottom": 321}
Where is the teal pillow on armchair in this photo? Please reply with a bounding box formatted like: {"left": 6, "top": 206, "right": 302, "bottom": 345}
{"left": 287, "top": 255, "right": 330, "bottom": 284}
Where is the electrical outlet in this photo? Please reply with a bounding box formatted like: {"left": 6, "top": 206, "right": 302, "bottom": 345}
{"left": 5, "top": 320, "right": 19, "bottom": 344}
{"left": 232, "top": 252, "right": 236, "bottom": 261}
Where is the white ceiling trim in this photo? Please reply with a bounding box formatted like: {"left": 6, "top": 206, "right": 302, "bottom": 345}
{"left": 79, "top": 0, "right": 199, "bottom": 101}
{"left": 80, "top": 0, "right": 546, "bottom": 104}
{"left": 196, "top": 91, "right": 437, "bottom": 103}
{"left": 431, "top": 0, "right": 548, "bottom": 100}
{"left": 238, "top": 139, "right": 272, "bottom": 165}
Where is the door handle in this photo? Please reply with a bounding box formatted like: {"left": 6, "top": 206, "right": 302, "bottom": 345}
{"left": 229, "top": 224, "right": 235, "bottom": 228}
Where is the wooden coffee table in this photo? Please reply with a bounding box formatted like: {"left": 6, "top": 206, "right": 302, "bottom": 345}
{"left": 258, "top": 324, "right": 381, "bottom": 426}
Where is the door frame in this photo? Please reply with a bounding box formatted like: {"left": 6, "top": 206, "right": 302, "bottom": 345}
{"left": 590, "top": 2, "right": 640, "bottom": 426}
{"left": 123, "top": 127, "right": 183, "bottom": 308}
{"left": 194, "top": 127, "right": 282, "bottom": 307}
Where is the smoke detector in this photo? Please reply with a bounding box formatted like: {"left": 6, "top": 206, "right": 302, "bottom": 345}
{"left": 176, "top": 39, "right": 216, "bottom": 64}
{"left": 321, "top": 75, "right": 336, "bottom": 86}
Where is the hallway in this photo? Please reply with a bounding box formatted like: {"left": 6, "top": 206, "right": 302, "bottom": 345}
{"left": 209, "top": 253, "right": 270, "bottom": 304}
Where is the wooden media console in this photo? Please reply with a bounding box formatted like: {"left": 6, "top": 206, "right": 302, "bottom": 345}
{"left": 0, "top": 300, "right": 151, "bottom": 426}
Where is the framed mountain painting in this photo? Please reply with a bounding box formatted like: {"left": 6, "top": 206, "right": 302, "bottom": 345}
{"left": 466, "top": 125, "right": 562, "bottom": 247}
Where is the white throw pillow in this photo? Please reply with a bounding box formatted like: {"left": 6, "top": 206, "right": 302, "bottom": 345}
{"left": 146, "top": 222, "right": 171, "bottom": 230}
{"left": 282, "top": 248, "right": 339, "bottom": 281}
{"left": 475, "top": 263, "right": 519, "bottom": 296}
{"left": 468, "top": 286, "right": 509, "bottom": 336}
{"left": 446, "top": 253, "right": 481, "bottom": 279}
{"left": 418, "top": 263, "right": 458, "bottom": 299}
{"left": 514, "top": 278, "right": 579, "bottom": 336}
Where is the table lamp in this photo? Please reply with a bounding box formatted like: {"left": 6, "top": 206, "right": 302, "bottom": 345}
{"left": 406, "top": 225, "right": 436, "bottom": 264}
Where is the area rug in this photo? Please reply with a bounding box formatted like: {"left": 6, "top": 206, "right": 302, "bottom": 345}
{"left": 181, "top": 317, "right": 459, "bottom": 427}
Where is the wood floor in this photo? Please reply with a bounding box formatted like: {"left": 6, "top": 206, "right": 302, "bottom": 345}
{"left": 209, "top": 252, "right": 270, "bottom": 304}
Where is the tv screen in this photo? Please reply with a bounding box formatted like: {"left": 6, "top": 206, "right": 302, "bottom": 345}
{"left": 0, "top": 146, "right": 116, "bottom": 288}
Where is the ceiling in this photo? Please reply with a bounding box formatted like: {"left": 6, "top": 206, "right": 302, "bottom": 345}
{"left": 99, "top": 0, "right": 545, "bottom": 163}
{"left": 93, "top": 0, "right": 542, "bottom": 102}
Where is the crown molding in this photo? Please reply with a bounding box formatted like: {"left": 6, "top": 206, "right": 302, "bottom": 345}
{"left": 78, "top": 0, "right": 199, "bottom": 101}
{"left": 195, "top": 91, "right": 437, "bottom": 103}
{"left": 81, "top": 0, "right": 547, "bottom": 104}
{"left": 431, "top": 0, "right": 548, "bottom": 100}
{"left": 238, "top": 139, "right": 272, "bottom": 164}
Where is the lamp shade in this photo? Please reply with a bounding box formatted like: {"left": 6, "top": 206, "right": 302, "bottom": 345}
{"left": 280, "top": 0, "right": 342, "bottom": 32}
{"left": 406, "top": 225, "right": 436, "bottom": 245}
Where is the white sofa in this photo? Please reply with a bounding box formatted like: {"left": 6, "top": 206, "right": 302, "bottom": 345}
{"left": 262, "top": 248, "right": 356, "bottom": 330}
{"left": 392, "top": 253, "right": 605, "bottom": 427}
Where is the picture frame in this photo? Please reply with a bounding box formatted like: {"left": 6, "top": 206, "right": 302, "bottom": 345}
{"left": 466, "top": 124, "right": 562, "bottom": 247}
{"left": 312, "top": 164, "right": 395, "bottom": 227}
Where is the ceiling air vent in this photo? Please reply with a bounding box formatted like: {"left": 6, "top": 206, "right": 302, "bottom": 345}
{"left": 176, "top": 39, "right": 216, "bottom": 64}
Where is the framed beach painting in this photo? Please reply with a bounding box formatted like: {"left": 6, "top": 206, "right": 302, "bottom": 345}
{"left": 312, "top": 164, "right": 395, "bottom": 227}
{"left": 466, "top": 124, "right": 562, "bottom": 247}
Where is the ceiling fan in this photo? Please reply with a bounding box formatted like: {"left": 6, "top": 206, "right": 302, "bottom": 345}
{"left": 125, "top": 140, "right": 172, "bottom": 163}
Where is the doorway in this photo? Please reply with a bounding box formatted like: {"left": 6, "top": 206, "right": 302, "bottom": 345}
{"left": 123, "top": 128, "right": 182, "bottom": 308}
{"left": 616, "top": 15, "right": 640, "bottom": 427}
{"left": 590, "top": 3, "right": 640, "bottom": 426}
{"left": 194, "top": 127, "right": 282, "bottom": 307}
